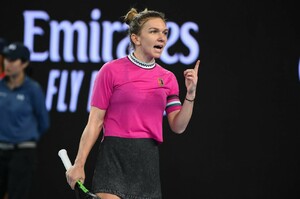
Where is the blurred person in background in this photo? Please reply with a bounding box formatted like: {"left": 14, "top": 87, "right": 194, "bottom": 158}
{"left": 0, "top": 35, "right": 8, "bottom": 199}
{"left": 0, "top": 38, "right": 7, "bottom": 79}
{"left": 0, "top": 42, "right": 50, "bottom": 199}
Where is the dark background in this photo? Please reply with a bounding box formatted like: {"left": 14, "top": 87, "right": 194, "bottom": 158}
{"left": 0, "top": 0, "right": 299, "bottom": 198}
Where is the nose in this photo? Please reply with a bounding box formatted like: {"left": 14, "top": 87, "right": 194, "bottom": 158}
{"left": 158, "top": 33, "right": 167, "bottom": 42}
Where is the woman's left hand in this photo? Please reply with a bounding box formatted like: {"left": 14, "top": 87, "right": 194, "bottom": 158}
{"left": 184, "top": 60, "right": 200, "bottom": 96}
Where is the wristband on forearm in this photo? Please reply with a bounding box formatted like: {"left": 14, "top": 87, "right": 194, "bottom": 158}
{"left": 185, "top": 97, "right": 195, "bottom": 102}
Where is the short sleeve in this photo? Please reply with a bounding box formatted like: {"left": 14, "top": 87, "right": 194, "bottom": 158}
{"left": 90, "top": 63, "right": 114, "bottom": 110}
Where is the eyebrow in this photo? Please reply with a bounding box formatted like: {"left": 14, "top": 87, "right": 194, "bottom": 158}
{"left": 148, "top": 27, "right": 169, "bottom": 32}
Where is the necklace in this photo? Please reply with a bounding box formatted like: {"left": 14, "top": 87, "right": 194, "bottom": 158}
{"left": 128, "top": 52, "right": 156, "bottom": 69}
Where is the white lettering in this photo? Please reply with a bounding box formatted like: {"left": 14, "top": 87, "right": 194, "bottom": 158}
{"left": 46, "top": 69, "right": 60, "bottom": 110}
{"left": 50, "top": 21, "right": 88, "bottom": 62}
{"left": 57, "top": 70, "right": 68, "bottom": 111}
{"left": 179, "top": 22, "right": 199, "bottom": 64}
{"left": 161, "top": 22, "right": 180, "bottom": 64}
{"left": 69, "top": 70, "right": 84, "bottom": 112}
{"left": 23, "top": 9, "right": 200, "bottom": 65}
{"left": 101, "top": 21, "right": 124, "bottom": 62}
{"left": 46, "top": 69, "right": 85, "bottom": 112}
{"left": 116, "top": 24, "right": 131, "bottom": 58}
{"left": 23, "top": 10, "right": 49, "bottom": 61}
{"left": 89, "top": 9, "right": 101, "bottom": 62}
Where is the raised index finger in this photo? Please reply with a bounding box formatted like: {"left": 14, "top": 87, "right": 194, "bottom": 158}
{"left": 194, "top": 60, "right": 200, "bottom": 74}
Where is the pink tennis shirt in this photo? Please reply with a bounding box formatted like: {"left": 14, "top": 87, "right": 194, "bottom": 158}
{"left": 91, "top": 56, "right": 182, "bottom": 143}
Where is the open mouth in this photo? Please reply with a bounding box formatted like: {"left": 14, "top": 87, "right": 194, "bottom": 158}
{"left": 154, "top": 45, "right": 163, "bottom": 50}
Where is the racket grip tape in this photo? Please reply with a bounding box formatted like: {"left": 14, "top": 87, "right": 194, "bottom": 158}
{"left": 58, "top": 149, "right": 72, "bottom": 170}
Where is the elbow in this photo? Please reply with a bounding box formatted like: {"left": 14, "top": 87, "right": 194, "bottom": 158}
{"left": 171, "top": 126, "right": 186, "bottom": 134}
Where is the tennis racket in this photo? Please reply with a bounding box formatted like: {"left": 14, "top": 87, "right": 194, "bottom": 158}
{"left": 58, "top": 149, "right": 100, "bottom": 199}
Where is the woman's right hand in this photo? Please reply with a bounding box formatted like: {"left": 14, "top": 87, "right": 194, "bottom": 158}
{"left": 66, "top": 164, "right": 85, "bottom": 190}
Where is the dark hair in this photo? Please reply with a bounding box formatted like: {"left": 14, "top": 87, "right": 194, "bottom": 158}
{"left": 123, "top": 8, "right": 166, "bottom": 49}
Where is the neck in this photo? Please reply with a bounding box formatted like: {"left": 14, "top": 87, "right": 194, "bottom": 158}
{"left": 128, "top": 52, "right": 156, "bottom": 69}
{"left": 132, "top": 51, "right": 155, "bottom": 63}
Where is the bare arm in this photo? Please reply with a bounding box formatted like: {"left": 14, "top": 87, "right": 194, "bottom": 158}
{"left": 168, "top": 60, "right": 200, "bottom": 133}
{"left": 66, "top": 106, "right": 106, "bottom": 189}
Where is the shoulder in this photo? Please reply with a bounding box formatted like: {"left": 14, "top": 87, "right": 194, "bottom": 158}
{"left": 98, "top": 57, "right": 131, "bottom": 77}
{"left": 24, "top": 76, "right": 43, "bottom": 90}
{"left": 102, "top": 56, "right": 129, "bottom": 69}
{"left": 155, "top": 63, "right": 176, "bottom": 77}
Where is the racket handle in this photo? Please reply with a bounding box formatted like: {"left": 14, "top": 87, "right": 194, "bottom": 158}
{"left": 58, "top": 149, "right": 72, "bottom": 170}
{"left": 58, "top": 149, "right": 100, "bottom": 199}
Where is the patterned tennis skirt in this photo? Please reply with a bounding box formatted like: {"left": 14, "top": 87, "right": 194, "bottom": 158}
{"left": 91, "top": 136, "right": 162, "bottom": 199}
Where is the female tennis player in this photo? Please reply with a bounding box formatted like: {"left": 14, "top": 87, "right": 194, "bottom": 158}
{"left": 65, "top": 7, "right": 200, "bottom": 199}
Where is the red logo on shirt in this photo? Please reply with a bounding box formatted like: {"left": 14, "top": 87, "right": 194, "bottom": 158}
{"left": 158, "top": 78, "right": 164, "bottom": 86}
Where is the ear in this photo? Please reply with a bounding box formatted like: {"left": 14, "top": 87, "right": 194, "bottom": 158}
{"left": 22, "top": 61, "right": 29, "bottom": 69}
{"left": 131, "top": 34, "right": 141, "bottom": 46}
